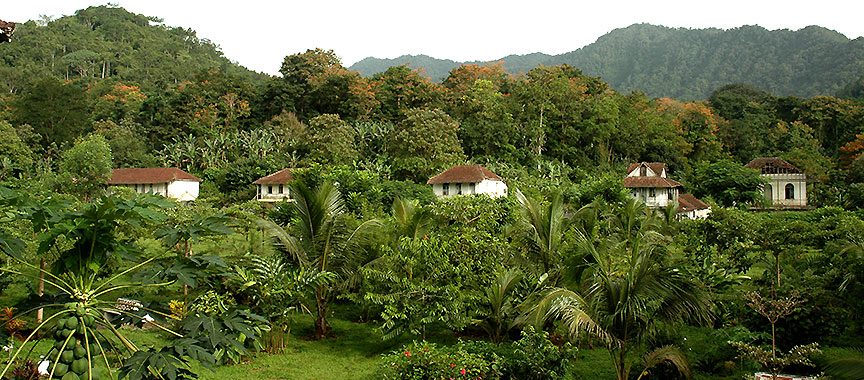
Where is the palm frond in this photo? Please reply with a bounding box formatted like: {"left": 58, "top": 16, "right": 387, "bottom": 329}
{"left": 638, "top": 345, "right": 691, "bottom": 380}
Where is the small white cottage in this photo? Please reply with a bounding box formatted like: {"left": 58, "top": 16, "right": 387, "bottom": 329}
{"left": 623, "top": 162, "right": 710, "bottom": 219}
{"left": 745, "top": 157, "right": 810, "bottom": 208}
{"left": 108, "top": 168, "right": 201, "bottom": 202}
{"left": 427, "top": 165, "right": 507, "bottom": 198}
{"left": 253, "top": 168, "right": 295, "bottom": 203}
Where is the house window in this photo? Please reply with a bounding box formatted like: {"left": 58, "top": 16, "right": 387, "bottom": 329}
{"left": 279, "top": 184, "right": 284, "bottom": 194}
{"left": 443, "top": 183, "right": 449, "bottom": 196}
{"left": 640, "top": 166, "right": 647, "bottom": 176}
{"left": 457, "top": 183, "right": 463, "bottom": 195}
{"left": 649, "top": 188, "right": 656, "bottom": 198}
{"left": 469, "top": 183, "right": 475, "bottom": 193}
{"left": 785, "top": 184, "right": 795, "bottom": 199}
{"left": 268, "top": 185, "right": 273, "bottom": 194}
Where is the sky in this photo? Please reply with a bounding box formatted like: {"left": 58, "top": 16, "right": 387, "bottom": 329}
{"left": 5, "top": 1, "right": 864, "bottom": 75}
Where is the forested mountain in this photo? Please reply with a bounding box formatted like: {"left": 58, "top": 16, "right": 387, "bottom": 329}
{"left": 350, "top": 24, "right": 864, "bottom": 99}
{"left": 0, "top": 5, "right": 266, "bottom": 93}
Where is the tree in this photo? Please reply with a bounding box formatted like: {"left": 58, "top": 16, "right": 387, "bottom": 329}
{"left": 688, "top": 159, "right": 764, "bottom": 207}
{"left": 58, "top": 134, "right": 113, "bottom": 200}
{"left": 454, "top": 79, "right": 518, "bottom": 159}
{"left": 363, "top": 236, "right": 472, "bottom": 340}
{"left": 709, "top": 84, "right": 777, "bottom": 162}
{"left": 278, "top": 48, "right": 377, "bottom": 120}
{"left": 530, "top": 200, "right": 713, "bottom": 380}
{"left": 371, "top": 64, "right": 446, "bottom": 121}
{"left": 258, "top": 181, "right": 381, "bottom": 338}
{"left": 389, "top": 108, "right": 464, "bottom": 181}
{"left": 12, "top": 77, "right": 91, "bottom": 150}
{"left": 303, "top": 114, "right": 358, "bottom": 165}
{"left": 0, "top": 120, "right": 34, "bottom": 181}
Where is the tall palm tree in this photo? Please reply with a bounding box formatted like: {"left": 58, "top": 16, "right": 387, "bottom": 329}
{"left": 257, "top": 181, "right": 381, "bottom": 339}
{"left": 530, "top": 200, "right": 713, "bottom": 380}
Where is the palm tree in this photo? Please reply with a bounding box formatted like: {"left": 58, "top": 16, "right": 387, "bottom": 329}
{"left": 390, "top": 197, "right": 433, "bottom": 241}
{"left": 474, "top": 268, "right": 523, "bottom": 343}
{"left": 257, "top": 181, "right": 381, "bottom": 339}
{"left": 530, "top": 200, "right": 713, "bottom": 380}
{"left": 513, "top": 189, "right": 573, "bottom": 277}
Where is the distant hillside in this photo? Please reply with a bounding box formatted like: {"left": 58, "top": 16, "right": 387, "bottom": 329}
{"left": 349, "top": 24, "right": 864, "bottom": 99}
{"left": 0, "top": 5, "right": 266, "bottom": 93}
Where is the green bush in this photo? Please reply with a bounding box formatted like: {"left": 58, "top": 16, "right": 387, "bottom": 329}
{"left": 508, "top": 326, "right": 576, "bottom": 380}
{"left": 379, "top": 340, "right": 502, "bottom": 380}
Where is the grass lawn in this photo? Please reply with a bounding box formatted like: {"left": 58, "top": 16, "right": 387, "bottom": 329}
{"left": 191, "top": 316, "right": 401, "bottom": 380}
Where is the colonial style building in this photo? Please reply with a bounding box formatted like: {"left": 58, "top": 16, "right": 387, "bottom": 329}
{"left": 108, "top": 168, "right": 201, "bottom": 201}
{"left": 745, "top": 157, "right": 809, "bottom": 208}
{"left": 253, "top": 168, "right": 295, "bottom": 203}
{"left": 427, "top": 165, "right": 508, "bottom": 198}
{"left": 623, "top": 162, "right": 710, "bottom": 219}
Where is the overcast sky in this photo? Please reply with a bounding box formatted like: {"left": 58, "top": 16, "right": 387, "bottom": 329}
{"left": 6, "top": 1, "right": 864, "bottom": 75}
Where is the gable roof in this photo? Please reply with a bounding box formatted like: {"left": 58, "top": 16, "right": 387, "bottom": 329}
{"left": 627, "top": 162, "right": 667, "bottom": 177}
{"left": 427, "top": 165, "right": 503, "bottom": 184}
{"left": 623, "top": 176, "right": 682, "bottom": 188}
{"left": 253, "top": 168, "right": 295, "bottom": 185}
{"left": 744, "top": 157, "right": 802, "bottom": 174}
{"left": 678, "top": 193, "right": 710, "bottom": 212}
{"left": 108, "top": 168, "right": 201, "bottom": 185}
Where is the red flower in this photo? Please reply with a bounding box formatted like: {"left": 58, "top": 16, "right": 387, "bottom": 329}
{"left": 451, "top": 364, "right": 456, "bottom": 367}
{"left": 405, "top": 351, "right": 411, "bottom": 356}
{"left": 461, "top": 369, "right": 466, "bottom": 375}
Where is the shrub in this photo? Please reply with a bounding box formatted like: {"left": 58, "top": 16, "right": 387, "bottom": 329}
{"left": 379, "top": 340, "right": 502, "bottom": 380}
{"left": 507, "top": 326, "right": 576, "bottom": 380}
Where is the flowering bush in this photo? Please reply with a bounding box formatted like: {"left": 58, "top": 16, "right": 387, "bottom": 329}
{"left": 379, "top": 340, "right": 502, "bottom": 380}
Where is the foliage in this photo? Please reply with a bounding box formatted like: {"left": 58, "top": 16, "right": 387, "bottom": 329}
{"left": 389, "top": 108, "right": 464, "bottom": 181}
{"left": 363, "top": 236, "right": 473, "bottom": 340}
{"left": 257, "top": 181, "right": 381, "bottom": 338}
{"left": 688, "top": 159, "right": 764, "bottom": 207}
{"left": 508, "top": 326, "right": 576, "bottom": 380}
{"left": 57, "top": 133, "right": 114, "bottom": 200}
{"left": 532, "top": 200, "right": 713, "bottom": 380}
{"left": 379, "top": 340, "right": 502, "bottom": 380}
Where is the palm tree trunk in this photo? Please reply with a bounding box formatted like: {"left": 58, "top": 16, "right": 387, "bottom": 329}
{"left": 313, "top": 286, "right": 331, "bottom": 339}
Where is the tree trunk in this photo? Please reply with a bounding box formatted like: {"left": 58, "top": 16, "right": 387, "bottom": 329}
{"left": 36, "top": 259, "right": 45, "bottom": 324}
{"left": 313, "top": 286, "right": 331, "bottom": 339}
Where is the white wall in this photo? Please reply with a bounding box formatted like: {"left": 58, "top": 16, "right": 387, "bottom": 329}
{"left": 628, "top": 187, "right": 677, "bottom": 207}
{"left": 167, "top": 180, "right": 199, "bottom": 202}
{"left": 432, "top": 180, "right": 507, "bottom": 198}
{"left": 256, "top": 183, "right": 291, "bottom": 202}
{"left": 762, "top": 173, "right": 807, "bottom": 207}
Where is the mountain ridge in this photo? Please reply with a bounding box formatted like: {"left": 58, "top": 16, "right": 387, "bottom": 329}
{"left": 349, "top": 23, "right": 864, "bottom": 99}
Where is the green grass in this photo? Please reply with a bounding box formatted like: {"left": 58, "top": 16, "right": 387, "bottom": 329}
{"left": 192, "top": 317, "right": 400, "bottom": 380}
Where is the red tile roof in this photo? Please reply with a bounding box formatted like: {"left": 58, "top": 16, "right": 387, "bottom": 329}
{"left": 744, "top": 157, "right": 802, "bottom": 174}
{"left": 678, "top": 193, "right": 710, "bottom": 211}
{"left": 108, "top": 168, "right": 201, "bottom": 184}
{"left": 627, "top": 162, "right": 667, "bottom": 177}
{"left": 427, "top": 165, "right": 503, "bottom": 184}
{"left": 253, "top": 168, "right": 295, "bottom": 185}
{"left": 623, "top": 176, "right": 682, "bottom": 188}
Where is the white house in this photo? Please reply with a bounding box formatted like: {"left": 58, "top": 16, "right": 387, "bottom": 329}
{"left": 427, "top": 165, "right": 508, "bottom": 198}
{"left": 678, "top": 193, "right": 711, "bottom": 220}
{"left": 253, "top": 168, "right": 295, "bottom": 203}
{"left": 745, "top": 157, "right": 810, "bottom": 208}
{"left": 623, "top": 162, "right": 710, "bottom": 219}
{"left": 108, "top": 168, "right": 201, "bottom": 202}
